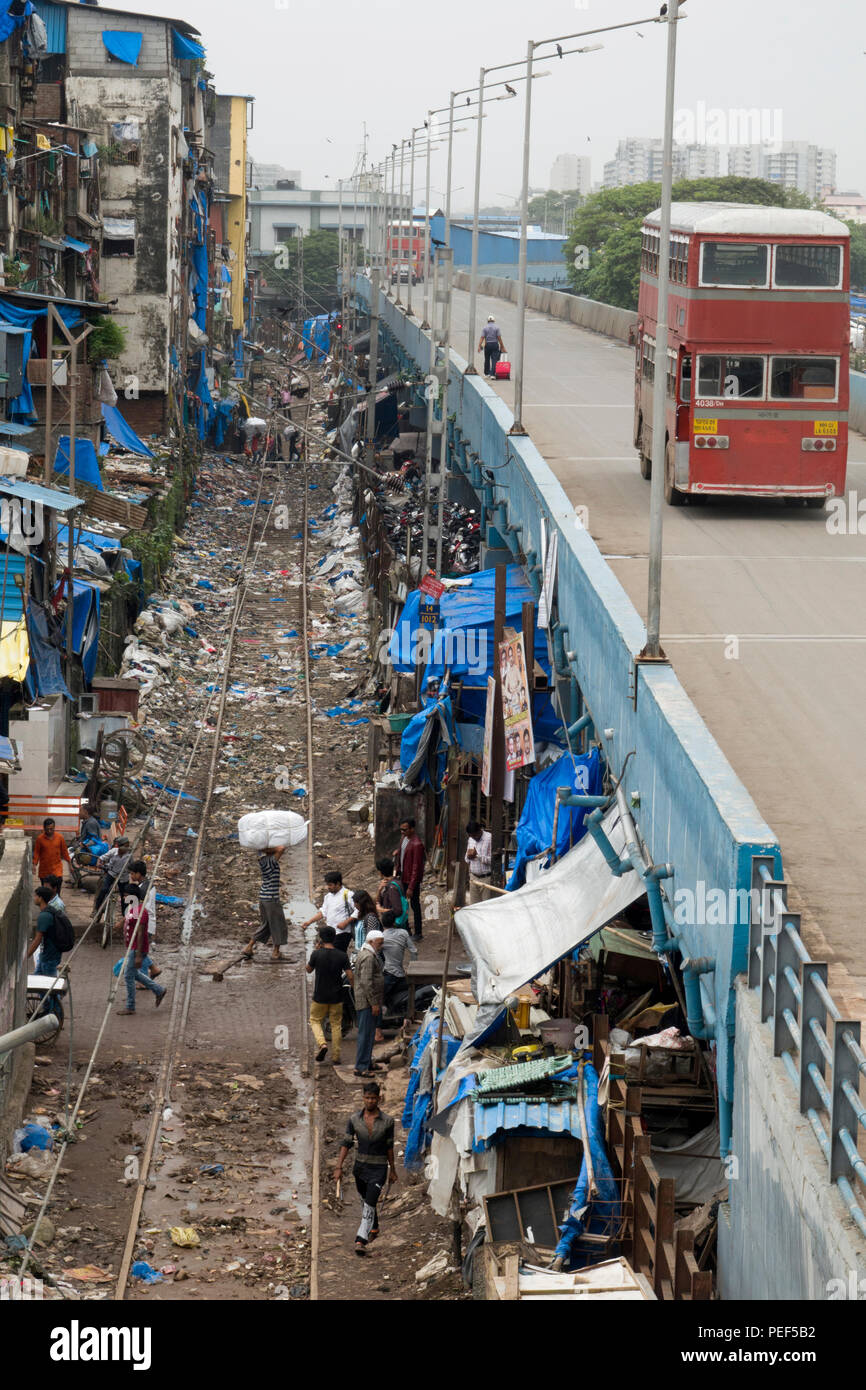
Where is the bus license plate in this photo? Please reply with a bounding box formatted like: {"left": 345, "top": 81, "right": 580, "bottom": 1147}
{"left": 814, "top": 421, "right": 838, "bottom": 436}
{"left": 693, "top": 419, "right": 718, "bottom": 434}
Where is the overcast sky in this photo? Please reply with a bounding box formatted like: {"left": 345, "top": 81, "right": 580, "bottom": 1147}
{"left": 141, "top": 0, "right": 864, "bottom": 210}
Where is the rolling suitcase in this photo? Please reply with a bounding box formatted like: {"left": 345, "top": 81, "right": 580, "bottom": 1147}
{"left": 494, "top": 354, "right": 511, "bottom": 380}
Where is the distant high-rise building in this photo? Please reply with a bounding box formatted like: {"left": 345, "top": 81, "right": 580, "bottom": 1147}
{"left": 603, "top": 138, "right": 719, "bottom": 189}
{"left": 727, "top": 142, "right": 836, "bottom": 199}
{"left": 549, "top": 152, "right": 591, "bottom": 194}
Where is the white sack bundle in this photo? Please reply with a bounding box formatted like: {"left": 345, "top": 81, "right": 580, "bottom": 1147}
{"left": 238, "top": 810, "right": 308, "bottom": 850}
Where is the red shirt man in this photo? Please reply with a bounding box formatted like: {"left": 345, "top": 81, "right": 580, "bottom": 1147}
{"left": 33, "top": 818, "right": 71, "bottom": 882}
{"left": 397, "top": 817, "right": 425, "bottom": 941}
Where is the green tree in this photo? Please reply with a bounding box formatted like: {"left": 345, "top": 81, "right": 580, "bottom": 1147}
{"left": 564, "top": 176, "right": 817, "bottom": 310}
{"left": 528, "top": 188, "right": 585, "bottom": 231}
{"left": 847, "top": 223, "right": 866, "bottom": 292}
{"left": 266, "top": 228, "right": 340, "bottom": 315}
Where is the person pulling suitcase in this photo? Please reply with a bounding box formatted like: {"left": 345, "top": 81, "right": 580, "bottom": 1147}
{"left": 478, "top": 316, "right": 506, "bottom": 377}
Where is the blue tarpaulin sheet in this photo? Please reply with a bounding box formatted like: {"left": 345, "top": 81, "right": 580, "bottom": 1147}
{"left": 190, "top": 240, "right": 208, "bottom": 330}
{"left": 400, "top": 692, "right": 457, "bottom": 792}
{"left": 101, "top": 403, "right": 155, "bottom": 458}
{"left": 26, "top": 601, "right": 69, "bottom": 698}
{"left": 507, "top": 748, "right": 603, "bottom": 889}
{"left": 0, "top": 299, "right": 80, "bottom": 421}
{"left": 57, "top": 524, "right": 119, "bottom": 552}
{"left": 0, "top": 2, "right": 31, "bottom": 45}
{"left": 102, "top": 30, "right": 142, "bottom": 65}
{"left": 553, "top": 1063, "right": 621, "bottom": 1269}
{"left": 63, "top": 579, "right": 100, "bottom": 686}
{"left": 64, "top": 236, "right": 89, "bottom": 254}
{"left": 54, "top": 437, "right": 102, "bottom": 491}
{"left": 389, "top": 565, "right": 564, "bottom": 745}
{"left": 172, "top": 27, "right": 204, "bottom": 60}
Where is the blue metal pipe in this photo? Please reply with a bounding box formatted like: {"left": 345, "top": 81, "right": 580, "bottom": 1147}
{"left": 565, "top": 710, "right": 593, "bottom": 749}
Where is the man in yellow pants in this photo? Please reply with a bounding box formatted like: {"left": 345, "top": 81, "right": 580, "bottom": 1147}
{"left": 306, "top": 925, "right": 353, "bottom": 1064}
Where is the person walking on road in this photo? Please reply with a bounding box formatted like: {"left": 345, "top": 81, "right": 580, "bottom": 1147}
{"left": 478, "top": 316, "right": 505, "bottom": 377}
{"left": 33, "top": 818, "right": 71, "bottom": 884}
{"left": 397, "top": 818, "right": 426, "bottom": 940}
{"left": 376, "top": 857, "right": 409, "bottom": 928}
{"left": 27, "top": 886, "right": 65, "bottom": 977}
{"left": 353, "top": 929, "right": 385, "bottom": 1077}
{"left": 242, "top": 844, "right": 288, "bottom": 962}
{"left": 306, "top": 924, "right": 353, "bottom": 1064}
{"left": 381, "top": 911, "right": 418, "bottom": 1011}
{"left": 465, "top": 819, "right": 493, "bottom": 903}
{"left": 116, "top": 892, "right": 166, "bottom": 1015}
{"left": 333, "top": 1081, "right": 397, "bottom": 1256}
{"left": 300, "top": 871, "right": 358, "bottom": 954}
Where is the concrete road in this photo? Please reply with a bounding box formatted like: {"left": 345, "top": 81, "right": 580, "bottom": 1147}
{"left": 451, "top": 287, "right": 866, "bottom": 996}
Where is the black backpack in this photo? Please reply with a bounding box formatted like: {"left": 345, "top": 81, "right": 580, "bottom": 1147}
{"left": 49, "top": 905, "right": 75, "bottom": 954}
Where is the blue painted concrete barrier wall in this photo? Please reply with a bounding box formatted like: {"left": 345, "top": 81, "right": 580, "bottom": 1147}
{"left": 355, "top": 276, "right": 780, "bottom": 1121}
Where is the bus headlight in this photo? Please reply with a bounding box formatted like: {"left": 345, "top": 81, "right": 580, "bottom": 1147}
{"left": 802, "top": 438, "right": 836, "bottom": 451}
{"left": 695, "top": 435, "right": 729, "bottom": 449}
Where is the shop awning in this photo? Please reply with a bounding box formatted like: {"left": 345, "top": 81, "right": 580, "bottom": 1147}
{"left": 455, "top": 806, "right": 645, "bottom": 1010}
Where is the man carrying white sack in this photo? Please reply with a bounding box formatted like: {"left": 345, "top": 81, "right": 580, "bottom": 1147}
{"left": 242, "top": 844, "right": 288, "bottom": 962}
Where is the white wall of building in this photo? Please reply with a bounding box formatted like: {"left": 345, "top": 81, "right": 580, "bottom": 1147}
{"left": 549, "top": 152, "right": 591, "bottom": 193}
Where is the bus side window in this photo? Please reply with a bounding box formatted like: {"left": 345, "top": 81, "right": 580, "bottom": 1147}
{"left": 680, "top": 356, "right": 691, "bottom": 403}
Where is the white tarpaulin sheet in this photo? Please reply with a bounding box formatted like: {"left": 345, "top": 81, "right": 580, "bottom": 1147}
{"left": 455, "top": 805, "right": 645, "bottom": 1008}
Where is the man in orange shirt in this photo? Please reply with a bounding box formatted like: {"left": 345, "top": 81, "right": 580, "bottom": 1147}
{"left": 33, "top": 817, "right": 71, "bottom": 883}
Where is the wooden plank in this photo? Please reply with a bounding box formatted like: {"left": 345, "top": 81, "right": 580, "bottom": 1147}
{"left": 653, "top": 1177, "right": 676, "bottom": 1299}
{"left": 503, "top": 1253, "right": 520, "bottom": 1301}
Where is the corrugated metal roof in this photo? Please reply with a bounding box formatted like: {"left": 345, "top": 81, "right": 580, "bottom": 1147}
{"left": 0, "top": 477, "right": 83, "bottom": 512}
{"left": 474, "top": 1099, "right": 583, "bottom": 1145}
{"left": 0, "top": 551, "right": 28, "bottom": 621}
{"left": 0, "top": 423, "right": 35, "bottom": 437}
{"left": 476, "top": 1055, "right": 574, "bottom": 1093}
{"left": 31, "top": 1, "right": 67, "bottom": 55}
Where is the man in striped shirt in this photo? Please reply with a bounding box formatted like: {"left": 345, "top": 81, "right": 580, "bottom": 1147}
{"left": 242, "top": 845, "right": 288, "bottom": 962}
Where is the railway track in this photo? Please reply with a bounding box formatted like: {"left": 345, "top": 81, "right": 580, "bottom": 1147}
{"left": 110, "top": 368, "right": 319, "bottom": 1300}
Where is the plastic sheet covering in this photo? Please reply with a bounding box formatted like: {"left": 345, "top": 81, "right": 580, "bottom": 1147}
{"left": 26, "top": 602, "right": 69, "bottom": 697}
{"left": 650, "top": 1120, "right": 725, "bottom": 1204}
{"left": 0, "top": 616, "right": 29, "bottom": 680}
{"left": 388, "top": 565, "right": 551, "bottom": 684}
{"left": 172, "top": 27, "right": 204, "bottom": 60}
{"left": 402, "top": 1010, "right": 460, "bottom": 1171}
{"left": 54, "top": 436, "right": 102, "bottom": 490}
{"left": 0, "top": 298, "right": 80, "bottom": 421}
{"left": 456, "top": 804, "right": 644, "bottom": 1011}
{"left": 554, "top": 1063, "right": 621, "bottom": 1267}
{"left": 101, "top": 31, "right": 142, "bottom": 65}
{"left": 0, "top": 2, "right": 31, "bottom": 46}
{"left": 58, "top": 579, "right": 100, "bottom": 687}
{"left": 400, "top": 692, "right": 457, "bottom": 791}
{"left": 507, "top": 748, "right": 603, "bottom": 888}
{"left": 101, "top": 403, "right": 155, "bottom": 458}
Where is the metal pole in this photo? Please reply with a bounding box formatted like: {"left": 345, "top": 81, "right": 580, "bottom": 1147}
{"left": 422, "top": 111, "right": 433, "bottom": 329}
{"left": 407, "top": 130, "right": 417, "bottom": 318}
{"left": 444, "top": 91, "right": 456, "bottom": 247}
{"left": 644, "top": 0, "right": 681, "bottom": 659}
{"left": 66, "top": 339, "right": 77, "bottom": 676}
{"left": 387, "top": 154, "right": 396, "bottom": 294}
{"left": 466, "top": 66, "right": 485, "bottom": 374}
{"left": 511, "top": 39, "right": 535, "bottom": 435}
{"left": 396, "top": 139, "right": 406, "bottom": 306}
{"left": 421, "top": 252, "right": 439, "bottom": 572}
{"left": 435, "top": 247, "right": 453, "bottom": 577}
{"left": 365, "top": 268, "right": 380, "bottom": 468}
{"left": 43, "top": 303, "right": 55, "bottom": 486}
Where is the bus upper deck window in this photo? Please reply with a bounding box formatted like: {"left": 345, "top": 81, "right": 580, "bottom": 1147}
{"left": 700, "top": 241, "right": 769, "bottom": 287}
{"left": 773, "top": 243, "right": 842, "bottom": 288}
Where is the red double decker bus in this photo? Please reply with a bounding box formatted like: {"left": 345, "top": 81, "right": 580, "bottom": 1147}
{"left": 387, "top": 220, "right": 425, "bottom": 284}
{"left": 634, "top": 203, "right": 850, "bottom": 506}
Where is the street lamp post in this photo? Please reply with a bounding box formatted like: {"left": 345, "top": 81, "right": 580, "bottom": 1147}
{"left": 509, "top": 13, "right": 664, "bottom": 434}
{"left": 644, "top": 0, "right": 683, "bottom": 660}
{"left": 395, "top": 137, "right": 407, "bottom": 305}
